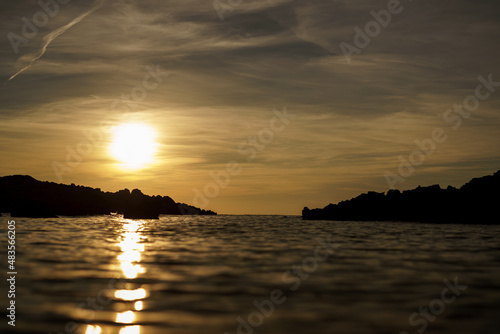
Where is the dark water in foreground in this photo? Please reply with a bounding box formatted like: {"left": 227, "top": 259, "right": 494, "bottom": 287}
{"left": 1, "top": 215, "right": 499, "bottom": 334}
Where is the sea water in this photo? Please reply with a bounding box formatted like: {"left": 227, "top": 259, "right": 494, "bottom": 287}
{"left": 1, "top": 215, "right": 499, "bottom": 334}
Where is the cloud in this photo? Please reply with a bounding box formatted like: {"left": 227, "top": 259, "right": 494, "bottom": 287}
{"left": 6, "top": 0, "right": 105, "bottom": 83}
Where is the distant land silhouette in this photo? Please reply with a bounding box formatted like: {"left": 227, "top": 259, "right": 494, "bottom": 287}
{"left": 303, "top": 170, "right": 499, "bottom": 224}
{"left": 0, "top": 175, "right": 216, "bottom": 219}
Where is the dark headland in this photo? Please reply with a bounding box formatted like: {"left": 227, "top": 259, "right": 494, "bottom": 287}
{"left": 302, "top": 170, "right": 499, "bottom": 224}
{"left": 0, "top": 175, "right": 216, "bottom": 219}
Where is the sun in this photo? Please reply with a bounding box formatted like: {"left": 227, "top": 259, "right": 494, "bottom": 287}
{"left": 110, "top": 123, "right": 157, "bottom": 169}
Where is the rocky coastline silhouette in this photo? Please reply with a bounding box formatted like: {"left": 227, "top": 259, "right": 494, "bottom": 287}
{"left": 0, "top": 175, "right": 216, "bottom": 219}
{"left": 302, "top": 170, "right": 499, "bottom": 224}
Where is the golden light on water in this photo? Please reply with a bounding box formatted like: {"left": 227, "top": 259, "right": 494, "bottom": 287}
{"left": 84, "top": 325, "right": 102, "bottom": 334}
{"left": 118, "top": 250, "right": 141, "bottom": 263}
{"left": 84, "top": 220, "right": 148, "bottom": 332}
{"left": 120, "top": 262, "right": 145, "bottom": 279}
{"left": 119, "top": 326, "right": 141, "bottom": 334}
{"left": 116, "top": 310, "right": 135, "bottom": 324}
{"left": 114, "top": 288, "right": 148, "bottom": 301}
{"left": 110, "top": 123, "right": 157, "bottom": 169}
{"left": 118, "top": 220, "right": 146, "bottom": 278}
{"left": 113, "top": 219, "right": 148, "bottom": 333}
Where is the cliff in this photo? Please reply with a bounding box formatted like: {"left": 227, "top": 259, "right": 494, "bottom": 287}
{"left": 0, "top": 175, "right": 216, "bottom": 218}
{"left": 302, "top": 170, "right": 499, "bottom": 224}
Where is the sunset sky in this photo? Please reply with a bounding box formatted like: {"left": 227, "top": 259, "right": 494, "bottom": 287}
{"left": 1, "top": 0, "right": 499, "bottom": 214}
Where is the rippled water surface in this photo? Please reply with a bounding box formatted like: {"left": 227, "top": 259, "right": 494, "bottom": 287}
{"left": 1, "top": 216, "right": 499, "bottom": 334}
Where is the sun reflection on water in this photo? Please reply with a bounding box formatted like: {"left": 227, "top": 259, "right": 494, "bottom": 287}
{"left": 134, "top": 301, "right": 143, "bottom": 311}
{"left": 84, "top": 325, "right": 102, "bottom": 334}
{"left": 118, "top": 221, "right": 146, "bottom": 279}
{"left": 115, "top": 288, "right": 148, "bottom": 301}
{"left": 60, "top": 218, "right": 154, "bottom": 334}
{"left": 119, "top": 325, "right": 141, "bottom": 334}
{"left": 116, "top": 310, "right": 135, "bottom": 324}
{"left": 114, "top": 219, "right": 148, "bottom": 332}
{"left": 84, "top": 219, "right": 148, "bottom": 333}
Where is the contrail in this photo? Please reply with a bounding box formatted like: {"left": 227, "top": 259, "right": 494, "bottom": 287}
{"left": 6, "top": 0, "right": 105, "bottom": 83}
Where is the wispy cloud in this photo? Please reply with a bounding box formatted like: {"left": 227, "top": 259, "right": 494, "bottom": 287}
{"left": 6, "top": 0, "right": 105, "bottom": 83}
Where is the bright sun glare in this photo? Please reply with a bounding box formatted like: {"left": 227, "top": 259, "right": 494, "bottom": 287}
{"left": 110, "top": 123, "right": 157, "bottom": 169}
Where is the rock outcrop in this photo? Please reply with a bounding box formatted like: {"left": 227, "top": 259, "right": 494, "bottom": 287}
{"left": 0, "top": 175, "right": 216, "bottom": 218}
{"left": 302, "top": 170, "right": 499, "bottom": 224}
